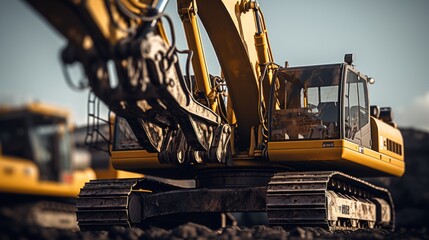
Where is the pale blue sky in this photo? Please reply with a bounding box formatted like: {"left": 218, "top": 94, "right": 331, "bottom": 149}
{"left": 1, "top": 0, "right": 428, "bottom": 131}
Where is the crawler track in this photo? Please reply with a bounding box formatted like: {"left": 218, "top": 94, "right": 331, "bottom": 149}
{"left": 76, "top": 178, "right": 188, "bottom": 231}
{"left": 77, "top": 171, "right": 394, "bottom": 231}
{"left": 266, "top": 171, "right": 394, "bottom": 231}
{"left": 76, "top": 179, "right": 139, "bottom": 231}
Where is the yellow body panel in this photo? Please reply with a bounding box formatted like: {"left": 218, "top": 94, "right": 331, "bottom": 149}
{"left": 111, "top": 150, "right": 162, "bottom": 171}
{"left": 0, "top": 155, "right": 96, "bottom": 197}
{"left": 268, "top": 139, "right": 405, "bottom": 177}
{"left": 111, "top": 139, "right": 405, "bottom": 177}
{"left": 111, "top": 149, "right": 273, "bottom": 173}
{"left": 371, "top": 117, "right": 404, "bottom": 161}
{"left": 94, "top": 152, "right": 145, "bottom": 179}
{"left": 94, "top": 167, "right": 145, "bottom": 179}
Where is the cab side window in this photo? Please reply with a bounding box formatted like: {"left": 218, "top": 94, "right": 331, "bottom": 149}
{"left": 344, "top": 71, "right": 369, "bottom": 141}
{"left": 358, "top": 81, "right": 369, "bottom": 128}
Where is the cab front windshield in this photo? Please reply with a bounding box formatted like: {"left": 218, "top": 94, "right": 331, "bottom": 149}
{"left": 271, "top": 64, "right": 342, "bottom": 141}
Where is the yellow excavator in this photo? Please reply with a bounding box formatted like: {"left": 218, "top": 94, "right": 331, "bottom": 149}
{"left": 24, "top": 0, "right": 404, "bottom": 231}
{"left": 0, "top": 102, "right": 143, "bottom": 228}
{"left": 0, "top": 102, "right": 96, "bottom": 229}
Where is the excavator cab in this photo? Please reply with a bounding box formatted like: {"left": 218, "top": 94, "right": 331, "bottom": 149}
{"left": 268, "top": 55, "right": 405, "bottom": 177}
{"left": 269, "top": 63, "right": 342, "bottom": 142}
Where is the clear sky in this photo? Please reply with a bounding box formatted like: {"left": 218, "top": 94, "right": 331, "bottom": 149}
{"left": 1, "top": 0, "right": 428, "bottom": 131}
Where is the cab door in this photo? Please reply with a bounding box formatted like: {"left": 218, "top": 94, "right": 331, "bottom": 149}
{"left": 343, "top": 68, "right": 371, "bottom": 148}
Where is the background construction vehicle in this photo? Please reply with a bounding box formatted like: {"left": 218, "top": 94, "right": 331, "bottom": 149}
{"left": 23, "top": 0, "right": 405, "bottom": 231}
{"left": 0, "top": 102, "right": 143, "bottom": 228}
{"left": 0, "top": 102, "right": 96, "bottom": 229}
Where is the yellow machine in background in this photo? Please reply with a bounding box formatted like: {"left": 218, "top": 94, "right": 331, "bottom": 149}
{"left": 23, "top": 0, "right": 405, "bottom": 231}
{"left": 0, "top": 102, "right": 95, "bottom": 228}
{"left": 0, "top": 102, "right": 97, "bottom": 197}
{"left": 0, "top": 102, "right": 143, "bottom": 228}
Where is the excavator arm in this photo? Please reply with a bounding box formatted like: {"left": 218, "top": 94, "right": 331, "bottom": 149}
{"left": 25, "top": 0, "right": 262, "bottom": 164}
{"left": 25, "top": 0, "right": 274, "bottom": 165}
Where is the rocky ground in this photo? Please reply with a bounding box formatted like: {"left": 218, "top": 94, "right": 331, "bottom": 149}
{"left": 1, "top": 128, "right": 428, "bottom": 239}
{"left": 1, "top": 221, "right": 428, "bottom": 240}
